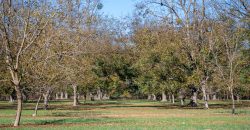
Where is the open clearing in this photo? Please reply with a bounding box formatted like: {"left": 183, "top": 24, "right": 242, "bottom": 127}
{"left": 0, "top": 100, "right": 250, "bottom": 130}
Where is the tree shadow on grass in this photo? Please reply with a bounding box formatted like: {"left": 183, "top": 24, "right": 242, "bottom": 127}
{"left": 0, "top": 104, "right": 16, "bottom": 109}
{"left": 35, "top": 119, "right": 66, "bottom": 125}
{"left": 156, "top": 102, "right": 250, "bottom": 110}
{"left": 34, "top": 117, "right": 117, "bottom": 125}
{"left": 0, "top": 117, "right": 118, "bottom": 129}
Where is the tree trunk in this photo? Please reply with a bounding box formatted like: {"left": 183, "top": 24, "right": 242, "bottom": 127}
{"left": 32, "top": 95, "right": 42, "bottom": 117}
{"left": 169, "top": 94, "right": 171, "bottom": 102}
{"left": 43, "top": 95, "right": 48, "bottom": 110}
{"left": 102, "top": 93, "right": 110, "bottom": 100}
{"left": 192, "top": 92, "right": 197, "bottom": 104}
{"left": 60, "top": 92, "right": 64, "bottom": 99}
{"left": 147, "top": 94, "right": 151, "bottom": 100}
{"left": 207, "top": 94, "right": 210, "bottom": 101}
{"left": 201, "top": 78, "right": 209, "bottom": 109}
{"left": 202, "top": 88, "right": 209, "bottom": 109}
{"left": 212, "top": 94, "right": 217, "bottom": 100}
{"left": 43, "top": 90, "right": 50, "bottom": 110}
{"left": 161, "top": 91, "right": 167, "bottom": 102}
{"left": 96, "top": 88, "right": 102, "bottom": 100}
{"left": 83, "top": 94, "right": 87, "bottom": 103}
{"left": 189, "top": 90, "right": 198, "bottom": 107}
{"left": 9, "top": 95, "right": 14, "bottom": 103}
{"left": 56, "top": 93, "right": 59, "bottom": 100}
{"left": 22, "top": 93, "right": 27, "bottom": 102}
{"left": 236, "top": 95, "right": 240, "bottom": 103}
{"left": 172, "top": 94, "right": 175, "bottom": 104}
{"left": 152, "top": 94, "right": 156, "bottom": 101}
{"left": 223, "top": 91, "right": 226, "bottom": 100}
{"left": 78, "top": 94, "right": 81, "bottom": 100}
{"left": 180, "top": 98, "right": 184, "bottom": 106}
{"left": 230, "top": 90, "right": 235, "bottom": 114}
{"left": 73, "top": 85, "right": 79, "bottom": 106}
{"left": 65, "top": 92, "right": 68, "bottom": 99}
{"left": 14, "top": 85, "right": 22, "bottom": 127}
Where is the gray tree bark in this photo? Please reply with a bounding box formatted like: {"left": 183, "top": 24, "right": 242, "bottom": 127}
{"left": 152, "top": 94, "right": 156, "bottom": 101}
{"left": 73, "top": 85, "right": 79, "bottom": 106}
{"left": 172, "top": 94, "right": 175, "bottom": 104}
{"left": 43, "top": 90, "right": 50, "bottom": 110}
{"left": 237, "top": 95, "right": 240, "bottom": 103}
{"left": 56, "top": 93, "right": 59, "bottom": 100}
{"left": 32, "top": 95, "right": 42, "bottom": 117}
{"left": 14, "top": 85, "right": 22, "bottom": 127}
{"left": 193, "top": 92, "right": 197, "bottom": 104}
{"left": 161, "top": 91, "right": 167, "bottom": 102}
{"left": 102, "top": 93, "right": 110, "bottom": 100}
{"left": 231, "top": 90, "right": 235, "bottom": 114}
{"left": 22, "top": 93, "right": 27, "bottom": 102}
{"left": 207, "top": 94, "right": 210, "bottom": 101}
{"left": 96, "top": 88, "right": 102, "bottom": 100}
{"left": 9, "top": 95, "right": 14, "bottom": 103}
{"left": 60, "top": 92, "right": 64, "bottom": 99}
{"left": 147, "top": 94, "right": 151, "bottom": 100}
{"left": 213, "top": 94, "right": 217, "bottom": 100}
{"left": 65, "top": 92, "right": 68, "bottom": 99}
{"left": 180, "top": 98, "right": 184, "bottom": 106}
{"left": 201, "top": 78, "right": 209, "bottom": 109}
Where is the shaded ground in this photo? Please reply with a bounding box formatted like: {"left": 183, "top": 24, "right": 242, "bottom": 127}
{"left": 0, "top": 100, "right": 250, "bottom": 129}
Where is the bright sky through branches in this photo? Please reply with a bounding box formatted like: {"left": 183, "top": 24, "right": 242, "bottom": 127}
{"left": 102, "top": 0, "right": 137, "bottom": 18}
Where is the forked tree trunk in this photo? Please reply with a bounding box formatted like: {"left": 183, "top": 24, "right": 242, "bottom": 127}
{"left": 7, "top": 62, "right": 23, "bottom": 127}
{"left": 202, "top": 88, "right": 209, "bottom": 109}
{"left": 96, "top": 88, "right": 102, "bottom": 100}
{"left": 161, "top": 91, "right": 167, "bottom": 102}
{"left": 73, "top": 85, "right": 79, "bottom": 106}
{"left": 43, "top": 90, "right": 50, "bottom": 110}
{"left": 43, "top": 96, "right": 48, "bottom": 110}
{"left": 32, "top": 95, "right": 42, "bottom": 117}
{"left": 14, "top": 85, "right": 22, "bottom": 127}
{"left": 201, "top": 78, "right": 209, "bottom": 109}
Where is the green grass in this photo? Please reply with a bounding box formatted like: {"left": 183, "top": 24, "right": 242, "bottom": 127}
{"left": 0, "top": 100, "right": 250, "bottom": 129}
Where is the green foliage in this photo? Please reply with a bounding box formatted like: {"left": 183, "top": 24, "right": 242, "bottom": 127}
{"left": 92, "top": 54, "right": 138, "bottom": 98}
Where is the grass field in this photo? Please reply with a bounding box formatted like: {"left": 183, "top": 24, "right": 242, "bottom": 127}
{"left": 0, "top": 100, "right": 250, "bottom": 130}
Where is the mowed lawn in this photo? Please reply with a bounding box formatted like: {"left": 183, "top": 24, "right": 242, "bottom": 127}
{"left": 0, "top": 100, "right": 250, "bottom": 130}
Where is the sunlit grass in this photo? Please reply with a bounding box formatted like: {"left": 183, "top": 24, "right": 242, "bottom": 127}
{"left": 0, "top": 100, "right": 250, "bottom": 129}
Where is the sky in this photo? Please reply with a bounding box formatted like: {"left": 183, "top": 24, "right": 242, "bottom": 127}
{"left": 101, "top": 0, "right": 138, "bottom": 18}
